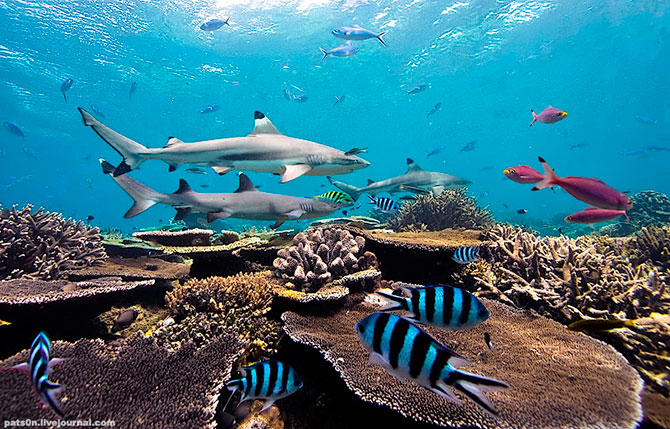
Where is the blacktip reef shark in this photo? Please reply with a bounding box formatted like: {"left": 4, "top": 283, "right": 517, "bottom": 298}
{"left": 327, "top": 158, "right": 471, "bottom": 200}
{"left": 100, "top": 159, "right": 342, "bottom": 229}
{"left": 79, "top": 109, "right": 369, "bottom": 183}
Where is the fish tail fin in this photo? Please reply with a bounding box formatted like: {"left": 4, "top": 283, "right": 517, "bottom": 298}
{"left": 451, "top": 369, "right": 509, "bottom": 417}
{"left": 531, "top": 156, "right": 559, "bottom": 191}
{"left": 41, "top": 381, "right": 64, "bottom": 417}
{"left": 368, "top": 195, "right": 376, "bottom": 204}
{"left": 377, "top": 31, "right": 387, "bottom": 47}
{"left": 327, "top": 176, "right": 362, "bottom": 200}
{"left": 375, "top": 291, "right": 407, "bottom": 312}
{"left": 529, "top": 109, "right": 538, "bottom": 127}
{"left": 63, "top": 93, "right": 67, "bottom": 102}
{"left": 224, "top": 17, "right": 230, "bottom": 25}
{"left": 79, "top": 108, "right": 149, "bottom": 175}
{"left": 319, "top": 47, "right": 328, "bottom": 62}
{"left": 99, "top": 158, "right": 163, "bottom": 218}
{"left": 226, "top": 378, "right": 244, "bottom": 392}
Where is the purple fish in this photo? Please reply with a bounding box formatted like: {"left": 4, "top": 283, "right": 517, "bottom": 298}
{"left": 530, "top": 105, "right": 568, "bottom": 126}
{"left": 565, "top": 208, "right": 628, "bottom": 224}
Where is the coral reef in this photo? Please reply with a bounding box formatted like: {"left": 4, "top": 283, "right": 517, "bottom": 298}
{"left": 466, "top": 224, "right": 670, "bottom": 395}
{"left": 0, "top": 204, "right": 107, "bottom": 280}
{"left": 628, "top": 225, "right": 670, "bottom": 270}
{"left": 282, "top": 293, "right": 643, "bottom": 428}
{"left": 133, "top": 228, "right": 215, "bottom": 247}
{"left": 272, "top": 284, "right": 350, "bottom": 304}
{"left": 385, "top": 188, "right": 494, "bottom": 232}
{"left": 64, "top": 256, "right": 191, "bottom": 281}
{"left": 0, "top": 333, "right": 245, "bottom": 428}
{"left": 272, "top": 228, "right": 377, "bottom": 292}
{"left": 213, "top": 230, "right": 241, "bottom": 245}
{"left": 597, "top": 190, "right": 670, "bottom": 236}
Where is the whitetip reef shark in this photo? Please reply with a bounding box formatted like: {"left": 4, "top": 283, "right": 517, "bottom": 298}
{"left": 99, "top": 159, "right": 342, "bottom": 229}
{"left": 327, "top": 158, "right": 471, "bottom": 200}
{"left": 79, "top": 109, "right": 369, "bottom": 183}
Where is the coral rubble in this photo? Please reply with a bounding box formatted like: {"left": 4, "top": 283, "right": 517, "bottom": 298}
{"left": 282, "top": 293, "right": 643, "bottom": 428}
{"left": 0, "top": 205, "right": 107, "bottom": 280}
{"left": 385, "top": 189, "right": 494, "bottom": 232}
{"left": 272, "top": 227, "right": 377, "bottom": 292}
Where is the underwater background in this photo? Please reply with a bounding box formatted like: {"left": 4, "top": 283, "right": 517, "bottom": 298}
{"left": 1, "top": 0, "right": 669, "bottom": 233}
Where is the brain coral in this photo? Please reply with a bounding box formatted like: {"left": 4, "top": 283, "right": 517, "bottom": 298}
{"left": 0, "top": 205, "right": 107, "bottom": 280}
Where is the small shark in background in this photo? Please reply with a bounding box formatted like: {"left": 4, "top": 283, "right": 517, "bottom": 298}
{"left": 328, "top": 158, "right": 470, "bottom": 200}
{"left": 407, "top": 83, "right": 427, "bottom": 95}
{"left": 60, "top": 78, "right": 73, "bottom": 102}
{"left": 200, "top": 18, "right": 229, "bottom": 31}
{"left": 427, "top": 102, "right": 441, "bottom": 118}
{"left": 100, "top": 159, "right": 341, "bottom": 229}
{"left": 319, "top": 45, "right": 358, "bottom": 61}
{"left": 79, "top": 109, "right": 369, "bottom": 183}
{"left": 331, "top": 25, "right": 387, "bottom": 46}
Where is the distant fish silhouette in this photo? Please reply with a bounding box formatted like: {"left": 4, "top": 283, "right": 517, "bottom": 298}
{"left": 3, "top": 121, "right": 24, "bottom": 137}
{"left": 200, "top": 18, "right": 229, "bottom": 31}
{"left": 200, "top": 104, "right": 220, "bottom": 114}
{"left": 427, "top": 102, "right": 441, "bottom": 118}
{"left": 129, "top": 81, "right": 137, "bottom": 98}
{"left": 60, "top": 78, "right": 73, "bottom": 102}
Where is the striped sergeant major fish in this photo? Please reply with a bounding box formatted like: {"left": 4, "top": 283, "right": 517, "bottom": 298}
{"left": 225, "top": 360, "right": 303, "bottom": 412}
{"left": 10, "top": 332, "right": 65, "bottom": 417}
{"left": 356, "top": 313, "right": 508, "bottom": 416}
{"left": 314, "top": 191, "right": 354, "bottom": 206}
{"left": 452, "top": 246, "right": 481, "bottom": 264}
{"left": 376, "top": 285, "right": 489, "bottom": 329}
{"left": 369, "top": 195, "right": 399, "bottom": 212}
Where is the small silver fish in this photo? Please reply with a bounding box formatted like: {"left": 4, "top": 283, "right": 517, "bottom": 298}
{"left": 319, "top": 45, "right": 358, "bottom": 61}
{"left": 344, "top": 147, "right": 367, "bottom": 156}
{"left": 427, "top": 102, "right": 441, "bottom": 118}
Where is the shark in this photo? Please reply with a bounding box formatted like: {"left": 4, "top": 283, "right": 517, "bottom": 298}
{"left": 327, "top": 158, "right": 471, "bottom": 200}
{"left": 79, "top": 109, "right": 369, "bottom": 183}
{"left": 99, "top": 159, "right": 342, "bottom": 229}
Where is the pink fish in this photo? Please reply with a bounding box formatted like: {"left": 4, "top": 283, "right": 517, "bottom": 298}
{"left": 530, "top": 105, "right": 568, "bottom": 126}
{"left": 503, "top": 165, "right": 544, "bottom": 184}
{"left": 565, "top": 208, "right": 628, "bottom": 224}
{"left": 532, "top": 157, "right": 633, "bottom": 211}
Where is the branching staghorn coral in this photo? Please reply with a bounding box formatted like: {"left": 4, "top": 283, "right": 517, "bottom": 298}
{"left": 627, "top": 225, "right": 670, "bottom": 270}
{"left": 0, "top": 205, "right": 107, "bottom": 280}
{"left": 272, "top": 227, "right": 377, "bottom": 291}
{"left": 385, "top": 188, "right": 494, "bottom": 232}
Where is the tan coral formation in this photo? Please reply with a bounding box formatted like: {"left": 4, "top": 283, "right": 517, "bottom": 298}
{"left": 132, "top": 228, "right": 215, "bottom": 247}
{"left": 0, "top": 204, "right": 107, "bottom": 280}
{"left": 282, "top": 294, "right": 643, "bottom": 428}
{"left": 385, "top": 188, "right": 494, "bottom": 232}
{"left": 272, "top": 227, "right": 377, "bottom": 292}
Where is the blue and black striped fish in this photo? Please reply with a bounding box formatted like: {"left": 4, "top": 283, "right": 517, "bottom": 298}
{"left": 314, "top": 191, "right": 354, "bottom": 205}
{"left": 356, "top": 313, "right": 508, "bottom": 416}
{"left": 452, "top": 246, "right": 481, "bottom": 264}
{"left": 225, "top": 360, "right": 303, "bottom": 412}
{"left": 10, "top": 332, "right": 65, "bottom": 417}
{"left": 376, "top": 285, "right": 489, "bottom": 329}
{"left": 369, "top": 195, "right": 399, "bottom": 212}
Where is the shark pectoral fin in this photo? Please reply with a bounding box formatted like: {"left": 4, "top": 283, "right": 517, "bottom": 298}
{"left": 284, "top": 209, "right": 305, "bottom": 219}
{"left": 174, "top": 207, "right": 192, "bottom": 221}
{"left": 280, "top": 164, "right": 312, "bottom": 183}
{"left": 206, "top": 211, "right": 231, "bottom": 223}
{"left": 270, "top": 219, "right": 286, "bottom": 229}
{"left": 212, "top": 166, "right": 232, "bottom": 175}
{"left": 431, "top": 186, "right": 445, "bottom": 195}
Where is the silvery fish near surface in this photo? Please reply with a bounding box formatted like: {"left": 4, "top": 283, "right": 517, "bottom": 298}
{"left": 226, "top": 360, "right": 303, "bottom": 412}
{"left": 9, "top": 332, "right": 65, "bottom": 417}
{"left": 60, "top": 78, "right": 73, "bottom": 102}
{"left": 331, "top": 25, "right": 387, "bottom": 46}
{"left": 3, "top": 121, "right": 24, "bottom": 137}
{"left": 200, "top": 17, "right": 229, "bottom": 31}
{"left": 407, "top": 83, "right": 427, "bottom": 95}
{"left": 79, "top": 108, "right": 369, "bottom": 183}
{"left": 319, "top": 45, "right": 358, "bottom": 61}
{"left": 376, "top": 285, "right": 490, "bottom": 329}
{"left": 99, "top": 160, "right": 341, "bottom": 229}
{"left": 452, "top": 246, "right": 481, "bottom": 264}
{"left": 355, "top": 313, "right": 508, "bottom": 416}
{"left": 328, "top": 158, "right": 470, "bottom": 200}
{"left": 368, "top": 195, "right": 398, "bottom": 212}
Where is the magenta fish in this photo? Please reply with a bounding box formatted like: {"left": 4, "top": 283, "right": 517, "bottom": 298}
{"left": 565, "top": 208, "right": 628, "bottom": 224}
{"left": 503, "top": 165, "right": 543, "bottom": 184}
{"left": 532, "top": 157, "right": 633, "bottom": 211}
{"left": 530, "top": 105, "right": 568, "bottom": 126}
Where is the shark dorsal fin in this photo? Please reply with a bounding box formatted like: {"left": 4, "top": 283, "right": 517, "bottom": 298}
{"left": 165, "top": 136, "right": 184, "bottom": 148}
{"left": 235, "top": 173, "right": 259, "bottom": 193}
{"left": 174, "top": 179, "right": 193, "bottom": 194}
{"left": 406, "top": 158, "right": 422, "bottom": 172}
{"left": 367, "top": 179, "right": 375, "bottom": 185}
{"left": 249, "top": 111, "right": 281, "bottom": 135}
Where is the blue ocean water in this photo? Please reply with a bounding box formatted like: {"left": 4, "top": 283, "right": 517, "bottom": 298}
{"left": 1, "top": 0, "right": 669, "bottom": 233}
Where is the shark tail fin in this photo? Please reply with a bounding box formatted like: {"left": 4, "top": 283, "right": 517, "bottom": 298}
{"left": 99, "top": 158, "right": 163, "bottom": 218}
{"left": 377, "top": 31, "right": 387, "bottom": 47}
{"left": 79, "top": 108, "right": 149, "bottom": 175}
{"left": 327, "top": 176, "right": 362, "bottom": 200}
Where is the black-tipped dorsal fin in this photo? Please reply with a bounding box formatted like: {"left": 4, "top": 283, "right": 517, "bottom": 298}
{"left": 164, "top": 136, "right": 184, "bottom": 148}
{"left": 174, "top": 179, "right": 193, "bottom": 194}
{"left": 249, "top": 111, "right": 281, "bottom": 135}
{"left": 235, "top": 173, "right": 259, "bottom": 193}
{"left": 367, "top": 179, "right": 375, "bottom": 185}
{"left": 406, "top": 158, "right": 422, "bottom": 172}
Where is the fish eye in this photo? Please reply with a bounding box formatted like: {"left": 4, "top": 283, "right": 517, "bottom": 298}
{"left": 356, "top": 324, "right": 365, "bottom": 333}
{"left": 478, "top": 309, "right": 488, "bottom": 318}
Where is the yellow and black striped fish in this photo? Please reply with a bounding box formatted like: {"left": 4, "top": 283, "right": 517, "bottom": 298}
{"left": 314, "top": 191, "right": 354, "bottom": 205}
